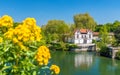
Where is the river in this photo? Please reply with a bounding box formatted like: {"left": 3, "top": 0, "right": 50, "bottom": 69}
{"left": 51, "top": 51, "right": 120, "bottom": 75}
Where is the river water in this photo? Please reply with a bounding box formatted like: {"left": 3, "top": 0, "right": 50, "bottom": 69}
{"left": 51, "top": 51, "right": 120, "bottom": 75}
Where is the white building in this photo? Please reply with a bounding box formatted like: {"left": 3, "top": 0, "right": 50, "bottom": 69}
{"left": 73, "top": 29, "right": 93, "bottom": 44}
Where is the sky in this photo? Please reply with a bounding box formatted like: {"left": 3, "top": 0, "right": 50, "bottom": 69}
{"left": 0, "top": 0, "right": 120, "bottom": 26}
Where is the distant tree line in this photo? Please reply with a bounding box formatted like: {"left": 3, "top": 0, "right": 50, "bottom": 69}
{"left": 41, "top": 13, "right": 120, "bottom": 47}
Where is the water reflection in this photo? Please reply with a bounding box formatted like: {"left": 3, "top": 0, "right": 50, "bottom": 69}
{"left": 51, "top": 51, "right": 120, "bottom": 75}
{"left": 75, "top": 52, "right": 93, "bottom": 69}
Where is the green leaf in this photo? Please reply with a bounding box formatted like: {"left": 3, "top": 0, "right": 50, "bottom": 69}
{"left": 33, "top": 71, "right": 36, "bottom": 75}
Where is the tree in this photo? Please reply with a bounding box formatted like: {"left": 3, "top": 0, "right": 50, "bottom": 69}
{"left": 94, "top": 24, "right": 103, "bottom": 32}
{"left": 42, "top": 20, "right": 70, "bottom": 42}
{"left": 114, "top": 26, "right": 120, "bottom": 45}
{"left": 74, "top": 13, "right": 96, "bottom": 31}
{"left": 99, "top": 25, "right": 109, "bottom": 44}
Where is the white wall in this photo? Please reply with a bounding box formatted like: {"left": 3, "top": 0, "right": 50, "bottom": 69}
{"left": 74, "top": 39, "right": 79, "bottom": 44}
{"left": 73, "top": 31, "right": 93, "bottom": 44}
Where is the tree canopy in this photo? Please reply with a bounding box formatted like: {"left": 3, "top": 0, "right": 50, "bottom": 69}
{"left": 99, "top": 25, "right": 109, "bottom": 44}
{"left": 42, "top": 20, "right": 69, "bottom": 42}
{"left": 74, "top": 13, "right": 96, "bottom": 31}
{"left": 114, "top": 26, "right": 120, "bottom": 45}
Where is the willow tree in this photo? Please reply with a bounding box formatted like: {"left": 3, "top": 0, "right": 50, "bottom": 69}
{"left": 74, "top": 13, "right": 96, "bottom": 31}
{"left": 43, "top": 20, "right": 69, "bottom": 42}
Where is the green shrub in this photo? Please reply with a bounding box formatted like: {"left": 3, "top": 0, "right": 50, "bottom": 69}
{"left": 66, "top": 43, "right": 78, "bottom": 50}
{"left": 116, "top": 51, "right": 120, "bottom": 59}
{"left": 49, "top": 42, "right": 67, "bottom": 51}
{"left": 99, "top": 46, "right": 110, "bottom": 56}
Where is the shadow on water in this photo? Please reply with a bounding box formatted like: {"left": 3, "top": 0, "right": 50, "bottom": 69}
{"left": 50, "top": 51, "right": 120, "bottom": 75}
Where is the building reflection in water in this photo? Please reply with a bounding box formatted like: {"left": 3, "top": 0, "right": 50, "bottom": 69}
{"left": 74, "top": 53, "right": 93, "bottom": 69}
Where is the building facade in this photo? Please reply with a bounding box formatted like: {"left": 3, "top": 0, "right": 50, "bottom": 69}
{"left": 73, "top": 29, "right": 93, "bottom": 44}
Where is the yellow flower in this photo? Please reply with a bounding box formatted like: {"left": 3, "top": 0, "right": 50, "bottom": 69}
{"left": 0, "top": 15, "right": 13, "bottom": 27}
{"left": 23, "top": 37, "right": 29, "bottom": 42}
{"left": 20, "top": 45, "right": 26, "bottom": 50}
{"left": 23, "top": 18, "right": 36, "bottom": 27}
{"left": 0, "top": 37, "right": 3, "bottom": 43}
{"left": 30, "top": 36, "right": 35, "bottom": 41}
{"left": 13, "top": 38, "right": 19, "bottom": 43}
{"left": 17, "top": 42, "right": 27, "bottom": 50}
{"left": 3, "top": 16, "right": 42, "bottom": 50}
{"left": 35, "top": 46, "right": 51, "bottom": 66}
{"left": 50, "top": 65, "right": 60, "bottom": 75}
{"left": 18, "top": 35, "right": 23, "bottom": 40}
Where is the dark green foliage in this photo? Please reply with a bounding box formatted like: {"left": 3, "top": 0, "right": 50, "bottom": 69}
{"left": 66, "top": 43, "right": 78, "bottom": 50}
{"left": 49, "top": 42, "right": 67, "bottom": 51}
{"left": 94, "top": 24, "right": 103, "bottom": 32}
{"left": 99, "top": 46, "right": 110, "bottom": 57}
{"left": 116, "top": 51, "right": 120, "bottom": 59}
{"left": 13, "top": 22, "right": 22, "bottom": 28}
{"left": 49, "top": 42, "right": 78, "bottom": 51}
{"left": 114, "top": 26, "right": 120, "bottom": 45}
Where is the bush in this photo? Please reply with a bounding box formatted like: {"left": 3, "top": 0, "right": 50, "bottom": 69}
{"left": 99, "top": 46, "right": 110, "bottom": 57}
{"left": 49, "top": 42, "right": 67, "bottom": 51}
{"left": 66, "top": 43, "right": 78, "bottom": 51}
{"left": 0, "top": 15, "right": 60, "bottom": 75}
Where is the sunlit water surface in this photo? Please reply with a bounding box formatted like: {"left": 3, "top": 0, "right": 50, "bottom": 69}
{"left": 51, "top": 51, "right": 120, "bottom": 75}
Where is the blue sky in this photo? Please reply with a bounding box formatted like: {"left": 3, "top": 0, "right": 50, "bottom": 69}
{"left": 0, "top": 0, "right": 120, "bottom": 26}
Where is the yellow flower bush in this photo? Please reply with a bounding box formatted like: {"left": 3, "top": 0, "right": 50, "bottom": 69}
{"left": 50, "top": 65, "right": 60, "bottom": 75}
{"left": 0, "top": 15, "right": 60, "bottom": 75}
{"left": 4, "top": 17, "right": 42, "bottom": 50}
{"left": 0, "top": 37, "right": 3, "bottom": 43}
{"left": 0, "top": 15, "right": 13, "bottom": 27}
{"left": 4, "top": 28, "right": 14, "bottom": 39}
{"left": 4, "top": 18, "right": 42, "bottom": 42}
{"left": 35, "top": 46, "right": 51, "bottom": 65}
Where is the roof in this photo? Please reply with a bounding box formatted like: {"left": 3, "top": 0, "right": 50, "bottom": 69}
{"left": 93, "top": 32, "right": 114, "bottom": 36}
{"left": 80, "top": 29, "right": 88, "bottom": 33}
{"left": 93, "top": 32, "right": 99, "bottom": 36}
{"left": 74, "top": 29, "right": 92, "bottom": 34}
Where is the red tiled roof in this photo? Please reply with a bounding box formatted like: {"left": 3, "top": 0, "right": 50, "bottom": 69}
{"left": 80, "top": 29, "right": 89, "bottom": 33}
{"left": 93, "top": 32, "right": 99, "bottom": 36}
{"left": 93, "top": 32, "right": 114, "bottom": 36}
{"left": 74, "top": 29, "right": 92, "bottom": 34}
{"left": 80, "top": 29, "right": 87, "bottom": 33}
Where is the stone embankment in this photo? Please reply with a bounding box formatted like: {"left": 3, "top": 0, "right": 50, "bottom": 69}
{"left": 109, "top": 47, "right": 120, "bottom": 59}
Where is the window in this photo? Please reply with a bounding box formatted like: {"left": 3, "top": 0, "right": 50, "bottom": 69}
{"left": 77, "top": 34, "right": 79, "bottom": 39}
{"left": 82, "top": 35, "right": 83, "bottom": 38}
{"left": 89, "top": 34, "right": 91, "bottom": 38}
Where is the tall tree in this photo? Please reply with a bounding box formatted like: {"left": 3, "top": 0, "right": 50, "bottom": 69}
{"left": 43, "top": 20, "right": 69, "bottom": 42}
{"left": 99, "top": 25, "right": 109, "bottom": 44}
{"left": 74, "top": 13, "right": 96, "bottom": 31}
